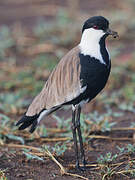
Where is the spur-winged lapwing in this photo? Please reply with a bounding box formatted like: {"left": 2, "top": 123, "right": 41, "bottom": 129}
{"left": 16, "top": 16, "right": 118, "bottom": 170}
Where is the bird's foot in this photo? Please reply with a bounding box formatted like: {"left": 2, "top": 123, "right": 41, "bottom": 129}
{"left": 82, "top": 159, "right": 87, "bottom": 167}
{"left": 75, "top": 162, "right": 86, "bottom": 171}
{"left": 76, "top": 165, "right": 87, "bottom": 171}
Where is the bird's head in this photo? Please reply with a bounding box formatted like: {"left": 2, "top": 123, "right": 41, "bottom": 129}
{"left": 82, "top": 16, "right": 118, "bottom": 41}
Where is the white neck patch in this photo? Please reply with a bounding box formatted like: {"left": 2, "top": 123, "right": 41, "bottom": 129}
{"left": 79, "top": 28, "right": 107, "bottom": 65}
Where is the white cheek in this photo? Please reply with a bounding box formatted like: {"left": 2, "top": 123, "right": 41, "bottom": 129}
{"left": 81, "top": 28, "right": 105, "bottom": 42}
{"left": 79, "top": 28, "right": 106, "bottom": 64}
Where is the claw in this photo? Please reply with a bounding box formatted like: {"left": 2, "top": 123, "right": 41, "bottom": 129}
{"left": 75, "top": 161, "right": 86, "bottom": 171}
{"left": 76, "top": 165, "right": 86, "bottom": 171}
{"left": 83, "top": 159, "right": 87, "bottom": 167}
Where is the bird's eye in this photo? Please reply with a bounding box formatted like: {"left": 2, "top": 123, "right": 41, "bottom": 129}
{"left": 93, "top": 25, "right": 98, "bottom": 30}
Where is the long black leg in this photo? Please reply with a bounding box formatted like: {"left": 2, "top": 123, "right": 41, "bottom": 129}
{"left": 76, "top": 105, "right": 86, "bottom": 167}
{"left": 71, "top": 106, "right": 80, "bottom": 169}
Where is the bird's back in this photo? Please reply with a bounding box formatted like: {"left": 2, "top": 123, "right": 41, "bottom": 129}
{"left": 26, "top": 46, "right": 82, "bottom": 116}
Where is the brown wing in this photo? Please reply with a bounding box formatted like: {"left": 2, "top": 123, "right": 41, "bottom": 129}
{"left": 26, "top": 46, "right": 83, "bottom": 116}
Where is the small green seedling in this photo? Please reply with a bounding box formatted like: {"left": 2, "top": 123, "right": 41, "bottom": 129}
{"left": 97, "top": 152, "right": 118, "bottom": 164}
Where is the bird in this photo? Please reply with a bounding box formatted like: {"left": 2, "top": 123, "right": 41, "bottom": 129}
{"left": 16, "top": 16, "right": 118, "bottom": 170}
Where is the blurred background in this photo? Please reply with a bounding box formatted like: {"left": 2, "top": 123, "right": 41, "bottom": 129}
{"left": 0, "top": 0, "right": 135, "bottom": 114}
{"left": 0, "top": 0, "right": 135, "bottom": 179}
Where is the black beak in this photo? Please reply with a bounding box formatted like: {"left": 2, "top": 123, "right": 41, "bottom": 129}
{"left": 106, "top": 28, "right": 119, "bottom": 38}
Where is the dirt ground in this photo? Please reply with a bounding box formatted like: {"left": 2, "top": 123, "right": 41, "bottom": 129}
{"left": 0, "top": 0, "right": 135, "bottom": 180}
{"left": 1, "top": 113, "right": 135, "bottom": 180}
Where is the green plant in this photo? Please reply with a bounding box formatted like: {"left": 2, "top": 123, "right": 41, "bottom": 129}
{"left": 53, "top": 142, "right": 67, "bottom": 156}
{"left": 53, "top": 114, "right": 71, "bottom": 130}
{"left": 37, "top": 124, "right": 47, "bottom": 137}
{"left": 0, "top": 92, "right": 29, "bottom": 113}
{"left": 6, "top": 134, "right": 24, "bottom": 145}
{"left": 119, "top": 102, "right": 135, "bottom": 112}
{"left": 101, "top": 166, "right": 116, "bottom": 180}
{"left": 0, "top": 25, "right": 15, "bottom": 60}
{"left": 23, "top": 148, "right": 44, "bottom": 161}
{"left": 42, "top": 142, "right": 67, "bottom": 157}
{"left": 117, "top": 144, "right": 135, "bottom": 155}
{"left": 130, "top": 122, "right": 135, "bottom": 128}
{"left": 87, "top": 111, "right": 117, "bottom": 132}
{"left": 126, "top": 144, "right": 135, "bottom": 154}
{"left": 33, "top": 54, "right": 58, "bottom": 71}
{"left": 116, "top": 146, "right": 125, "bottom": 154}
{"left": 97, "top": 152, "right": 118, "bottom": 164}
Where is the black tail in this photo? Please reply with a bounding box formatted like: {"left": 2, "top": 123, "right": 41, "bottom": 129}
{"left": 16, "top": 106, "right": 61, "bottom": 133}
{"left": 16, "top": 113, "right": 39, "bottom": 133}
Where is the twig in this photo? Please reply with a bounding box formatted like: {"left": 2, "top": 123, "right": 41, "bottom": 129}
{"left": 27, "top": 152, "right": 47, "bottom": 157}
{"left": 117, "top": 169, "right": 135, "bottom": 174}
{"left": 69, "top": 163, "right": 98, "bottom": 168}
{"left": 44, "top": 148, "right": 66, "bottom": 174}
{"left": 64, "top": 172, "right": 88, "bottom": 180}
{"left": 35, "top": 135, "right": 132, "bottom": 142}
{"left": 4, "top": 144, "right": 41, "bottom": 152}
{"left": 44, "top": 148, "right": 88, "bottom": 180}
{"left": 46, "top": 128, "right": 68, "bottom": 133}
{"left": 69, "top": 161, "right": 125, "bottom": 169}
{"left": 38, "top": 137, "right": 71, "bottom": 142}
{"left": 111, "top": 127, "right": 135, "bottom": 131}
{"left": 88, "top": 135, "right": 133, "bottom": 141}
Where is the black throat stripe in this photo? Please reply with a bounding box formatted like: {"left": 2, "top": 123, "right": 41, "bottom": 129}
{"left": 99, "top": 35, "right": 110, "bottom": 67}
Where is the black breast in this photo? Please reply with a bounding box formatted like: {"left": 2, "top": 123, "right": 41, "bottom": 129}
{"left": 79, "top": 53, "right": 111, "bottom": 102}
{"left": 64, "top": 53, "right": 111, "bottom": 106}
{"left": 66, "top": 53, "right": 111, "bottom": 106}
